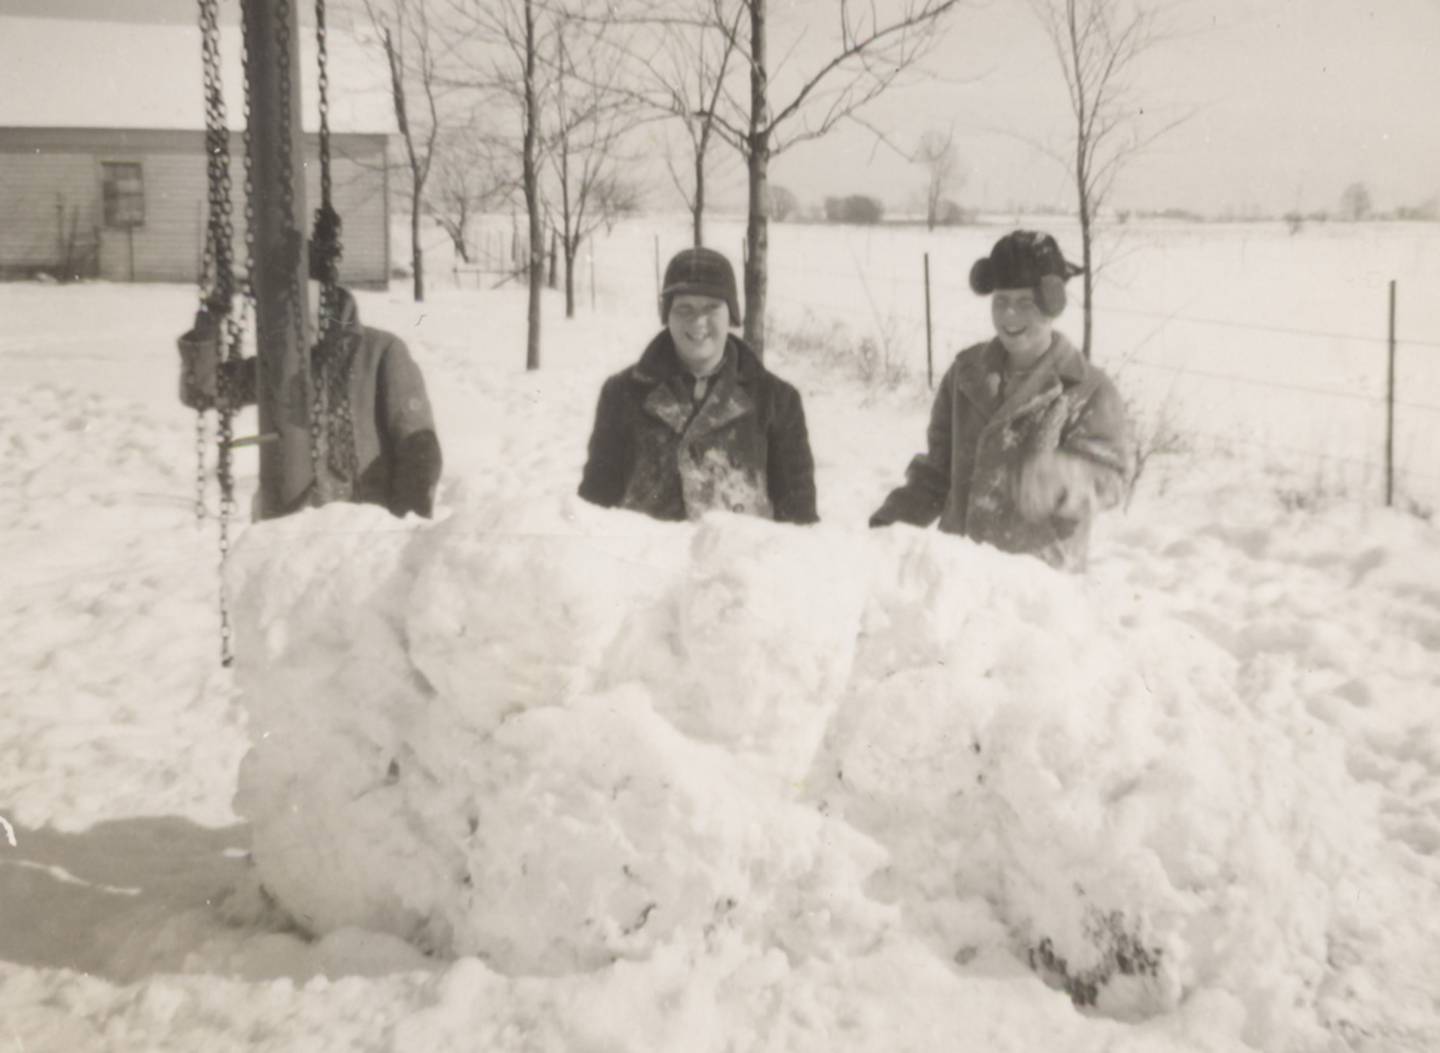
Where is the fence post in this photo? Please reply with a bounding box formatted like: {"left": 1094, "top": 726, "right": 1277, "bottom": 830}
{"left": 589, "top": 244, "right": 596, "bottom": 311}
{"left": 923, "top": 252, "right": 934, "bottom": 390}
{"left": 654, "top": 234, "right": 661, "bottom": 297}
{"left": 1386, "top": 279, "right": 1396, "bottom": 507}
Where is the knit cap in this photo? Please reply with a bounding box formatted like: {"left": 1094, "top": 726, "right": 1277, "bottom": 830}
{"left": 659, "top": 247, "right": 741, "bottom": 326}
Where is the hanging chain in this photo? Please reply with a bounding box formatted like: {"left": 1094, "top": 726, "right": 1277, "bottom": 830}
{"left": 315, "top": 0, "right": 334, "bottom": 246}
{"left": 196, "top": 0, "right": 230, "bottom": 526}
{"left": 312, "top": 0, "right": 355, "bottom": 494}
{"left": 193, "top": 409, "right": 209, "bottom": 525}
{"left": 200, "top": 0, "right": 244, "bottom": 666}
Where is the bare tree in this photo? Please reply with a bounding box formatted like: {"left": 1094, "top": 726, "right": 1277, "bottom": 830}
{"left": 545, "top": 14, "right": 643, "bottom": 317}
{"left": 768, "top": 183, "right": 798, "bottom": 221}
{"left": 1030, "top": 0, "right": 1183, "bottom": 357}
{"left": 580, "top": 0, "right": 745, "bottom": 247}
{"left": 1339, "top": 182, "right": 1373, "bottom": 221}
{"left": 709, "top": 0, "right": 965, "bottom": 356}
{"left": 652, "top": 2, "right": 746, "bottom": 246}
{"left": 361, "top": 0, "right": 443, "bottom": 302}
{"left": 427, "top": 125, "right": 509, "bottom": 264}
{"left": 915, "top": 126, "right": 963, "bottom": 230}
{"left": 452, "top": 0, "right": 553, "bottom": 370}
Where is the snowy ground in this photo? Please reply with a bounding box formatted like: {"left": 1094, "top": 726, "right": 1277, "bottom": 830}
{"left": 2, "top": 217, "right": 1439, "bottom": 1051}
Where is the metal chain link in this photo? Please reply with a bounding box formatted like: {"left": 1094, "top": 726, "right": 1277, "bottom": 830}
{"left": 196, "top": 0, "right": 229, "bottom": 526}
{"left": 200, "top": 0, "right": 243, "bottom": 666}
{"left": 315, "top": 0, "right": 333, "bottom": 224}
{"left": 312, "top": 0, "right": 354, "bottom": 493}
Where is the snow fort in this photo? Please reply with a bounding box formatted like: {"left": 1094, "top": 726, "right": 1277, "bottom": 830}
{"left": 227, "top": 495, "right": 1433, "bottom": 1050}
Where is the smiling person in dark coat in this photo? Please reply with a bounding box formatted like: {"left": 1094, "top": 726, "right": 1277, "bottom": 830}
{"left": 579, "top": 247, "right": 818, "bottom": 524}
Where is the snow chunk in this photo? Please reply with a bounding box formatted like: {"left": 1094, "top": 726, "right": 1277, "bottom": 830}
{"left": 228, "top": 496, "right": 1431, "bottom": 1049}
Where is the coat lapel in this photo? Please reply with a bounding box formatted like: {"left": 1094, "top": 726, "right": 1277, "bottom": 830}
{"left": 954, "top": 339, "right": 1008, "bottom": 418}
{"left": 634, "top": 333, "right": 692, "bottom": 434}
{"left": 982, "top": 333, "right": 1089, "bottom": 432}
{"left": 641, "top": 380, "right": 693, "bottom": 434}
{"left": 683, "top": 346, "right": 753, "bottom": 441}
{"left": 636, "top": 335, "right": 755, "bottom": 439}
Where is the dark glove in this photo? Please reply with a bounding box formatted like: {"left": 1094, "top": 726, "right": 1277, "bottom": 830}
{"left": 389, "top": 430, "right": 443, "bottom": 519}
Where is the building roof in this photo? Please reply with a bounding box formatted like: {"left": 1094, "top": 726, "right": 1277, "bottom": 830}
{"left": 0, "top": 13, "right": 394, "bottom": 135}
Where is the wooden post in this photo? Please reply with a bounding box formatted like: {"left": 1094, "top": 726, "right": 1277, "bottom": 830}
{"left": 923, "top": 252, "right": 934, "bottom": 390}
{"left": 1386, "top": 279, "right": 1396, "bottom": 507}
{"left": 653, "top": 234, "right": 661, "bottom": 297}
{"left": 589, "top": 244, "right": 596, "bottom": 311}
{"left": 243, "top": 0, "right": 313, "bottom": 519}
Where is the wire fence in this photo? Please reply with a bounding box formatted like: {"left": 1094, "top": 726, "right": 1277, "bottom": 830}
{"left": 749, "top": 240, "right": 1440, "bottom": 512}
{"left": 414, "top": 214, "right": 1440, "bottom": 510}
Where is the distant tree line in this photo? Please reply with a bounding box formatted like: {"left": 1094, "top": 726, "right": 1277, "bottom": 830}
{"left": 824, "top": 195, "right": 884, "bottom": 224}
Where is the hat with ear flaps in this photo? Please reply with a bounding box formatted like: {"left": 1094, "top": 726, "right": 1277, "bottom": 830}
{"left": 659, "top": 247, "right": 742, "bottom": 327}
{"left": 968, "top": 230, "right": 1084, "bottom": 317}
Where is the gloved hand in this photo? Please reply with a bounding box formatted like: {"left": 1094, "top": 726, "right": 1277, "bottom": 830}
{"left": 177, "top": 308, "right": 220, "bottom": 410}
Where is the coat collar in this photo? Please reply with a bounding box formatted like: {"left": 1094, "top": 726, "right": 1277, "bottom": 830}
{"left": 956, "top": 331, "right": 1087, "bottom": 422}
{"left": 634, "top": 331, "right": 761, "bottom": 436}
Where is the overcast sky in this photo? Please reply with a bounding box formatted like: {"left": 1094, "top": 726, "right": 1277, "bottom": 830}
{"left": 5, "top": 0, "right": 1438, "bottom": 218}
{"left": 765, "top": 0, "right": 1440, "bottom": 217}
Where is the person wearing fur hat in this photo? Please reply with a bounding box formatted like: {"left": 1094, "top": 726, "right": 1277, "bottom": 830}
{"left": 579, "top": 246, "right": 818, "bottom": 524}
{"left": 869, "top": 230, "right": 1130, "bottom": 571}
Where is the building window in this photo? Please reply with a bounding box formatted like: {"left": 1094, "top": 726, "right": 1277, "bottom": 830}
{"left": 101, "top": 162, "right": 145, "bottom": 228}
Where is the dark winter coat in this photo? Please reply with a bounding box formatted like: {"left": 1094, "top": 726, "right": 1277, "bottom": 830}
{"left": 871, "top": 333, "right": 1129, "bottom": 570}
{"left": 579, "top": 332, "right": 818, "bottom": 524}
{"left": 181, "top": 289, "right": 442, "bottom": 518}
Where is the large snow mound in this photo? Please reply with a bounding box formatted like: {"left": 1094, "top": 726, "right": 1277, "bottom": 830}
{"left": 229, "top": 496, "right": 1438, "bottom": 1050}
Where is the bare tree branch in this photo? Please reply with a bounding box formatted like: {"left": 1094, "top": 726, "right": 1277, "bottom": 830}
{"left": 1029, "top": 0, "right": 1190, "bottom": 357}
{"left": 727, "top": 0, "right": 966, "bottom": 354}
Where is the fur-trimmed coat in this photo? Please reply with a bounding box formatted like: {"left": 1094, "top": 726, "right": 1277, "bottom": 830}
{"left": 871, "top": 333, "right": 1129, "bottom": 570}
{"left": 579, "top": 332, "right": 818, "bottom": 524}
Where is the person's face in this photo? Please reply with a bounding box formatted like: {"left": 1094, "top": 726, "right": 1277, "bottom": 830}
{"left": 667, "top": 294, "right": 729, "bottom": 373}
{"left": 991, "top": 288, "right": 1054, "bottom": 366}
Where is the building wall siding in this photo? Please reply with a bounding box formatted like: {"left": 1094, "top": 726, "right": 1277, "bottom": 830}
{"left": 0, "top": 128, "right": 389, "bottom": 287}
{"left": 0, "top": 152, "right": 102, "bottom": 273}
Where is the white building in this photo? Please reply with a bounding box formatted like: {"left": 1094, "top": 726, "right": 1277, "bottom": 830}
{"left": 0, "top": 9, "right": 394, "bottom": 286}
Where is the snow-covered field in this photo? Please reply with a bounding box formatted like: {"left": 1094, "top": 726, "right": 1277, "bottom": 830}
{"left": 2, "top": 216, "right": 1439, "bottom": 1052}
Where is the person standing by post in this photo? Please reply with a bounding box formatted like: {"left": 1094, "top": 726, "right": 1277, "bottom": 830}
{"left": 870, "top": 230, "right": 1129, "bottom": 570}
